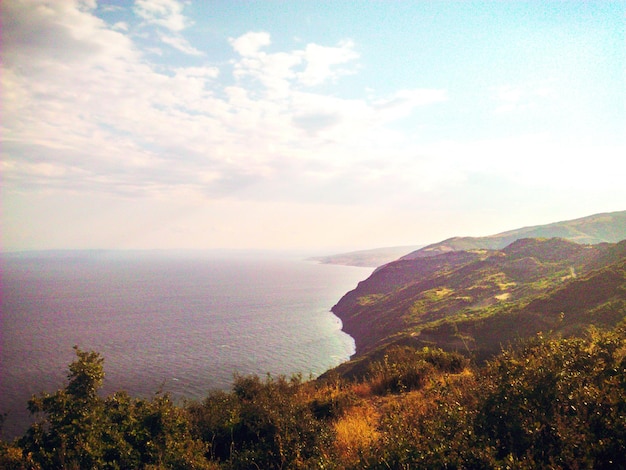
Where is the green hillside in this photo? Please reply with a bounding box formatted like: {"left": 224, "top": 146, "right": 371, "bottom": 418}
{"left": 3, "top": 238, "right": 626, "bottom": 468}
{"left": 331, "top": 237, "right": 626, "bottom": 376}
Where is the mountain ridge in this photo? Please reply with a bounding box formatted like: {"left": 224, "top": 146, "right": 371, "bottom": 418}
{"left": 402, "top": 210, "right": 626, "bottom": 260}
{"left": 313, "top": 210, "right": 626, "bottom": 267}
{"left": 328, "top": 234, "right": 626, "bottom": 378}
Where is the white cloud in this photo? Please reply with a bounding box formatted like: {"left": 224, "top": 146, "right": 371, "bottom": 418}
{"left": 229, "top": 31, "right": 272, "bottom": 57}
{"left": 492, "top": 83, "right": 554, "bottom": 114}
{"left": 159, "top": 33, "right": 203, "bottom": 55}
{"left": 132, "top": 0, "right": 200, "bottom": 55}
{"left": 77, "top": 0, "right": 97, "bottom": 10}
{"left": 233, "top": 50, "right": 302, "bottom": 97}
{"left": 2, "top": 1, "right": 457, "bottom": 218}
{"left": 134, "top": 0, "right": 189, "bottom": 32}
{"left": 2, "top": 0, "right": 137, "bottom": 66}
{"left": 298, "top": 40, "right": 359, "bottom": 86}
{"left": 228, "top": 32, "right": 360, "bottom": 93}
{"left": 113, "top": 21, "right": 129, "bottom": 31}
{"left": 373, "top": 89, "right": 448, "bottom": 120}
{"left": 175, "top": 66, "right": 220, "bottom": 79}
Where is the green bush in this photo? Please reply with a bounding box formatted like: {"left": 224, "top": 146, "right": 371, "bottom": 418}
{"left": 18, "top": 347, "right": 211, "bottom": 470}
{"left": 189, "top": 374, "right": 333, "bottom": 469}
{"left": 475, "top": 328, "right": 626, "bottom": 468}
{"left": 366, "top": 346, "right": 467, "bottom": 395}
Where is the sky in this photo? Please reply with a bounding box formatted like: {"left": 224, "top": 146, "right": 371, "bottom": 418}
{"left": 2, "top": 0, "right": 625, "bottom": 253}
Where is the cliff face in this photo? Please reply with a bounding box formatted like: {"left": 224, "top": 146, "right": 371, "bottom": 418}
{"left": 332, "top": 238, "right": 626, "bottom": 363}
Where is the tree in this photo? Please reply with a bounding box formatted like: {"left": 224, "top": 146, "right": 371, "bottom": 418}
{"left": 19, "top": 346, "right": 212, "bottom": 469}
{"left": 21, "top": 346, "right": 107, "bottom": 468}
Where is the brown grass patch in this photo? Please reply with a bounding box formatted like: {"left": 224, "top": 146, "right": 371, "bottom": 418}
{"left": 333, "top": 403, "right": 380, "bottom": 467}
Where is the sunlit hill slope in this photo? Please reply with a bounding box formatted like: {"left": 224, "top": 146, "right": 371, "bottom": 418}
{"left": 330, "top": 234, "right": 626, "bottom": 377}
{"left": 403, "top": 209, "right": 626, "bottom": 259}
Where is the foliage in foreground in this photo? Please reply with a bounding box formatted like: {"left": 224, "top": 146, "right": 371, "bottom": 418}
{"left": 2, "top": 327, "right": 626, "bottom": 469}
{"left": 1, "top": 347, "right": 213, "bottom": 470}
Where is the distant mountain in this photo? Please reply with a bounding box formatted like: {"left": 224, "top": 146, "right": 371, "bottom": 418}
{"left": 402, "top": 210, "right": 626, "bottom": 260}
{"left": 311, "top": 245, "right": 423, "bottom": 267}
{"left": 313, "top": 210, "right": 625, "bottom": 268}
{"left": 330, "top": 237, "right": 626, "bottom": 377}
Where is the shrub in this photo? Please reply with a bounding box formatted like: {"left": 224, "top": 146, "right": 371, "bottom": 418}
{"left": 474, "top": 328, "right": 626, "bottom": 468}
{"left": 366, "top": 346, "right": 467, "bottom": 395}
{"left": 190, "top": 374, "right": 333, "bottom": 469}
{"left": 19, "top": 347, "right": 211, "bottom": 470}
{"left": 309, "top": 382, "right": 355, "bottom": 420}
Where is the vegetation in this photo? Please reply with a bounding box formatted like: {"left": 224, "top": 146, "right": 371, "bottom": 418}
{"left": 332, "top": 238, "right": 626, "bottom": 364}
{"left": 1, "top": 347, "right": 212, "bottom": 470}
{"left": 2, "top": 326, "right": 625, "bottom": 469}
{"left": 2, "top": 236, "right": 625, "bottom": 468}
{"left": 314, "top": 210, "right": 626, "bottom": 267}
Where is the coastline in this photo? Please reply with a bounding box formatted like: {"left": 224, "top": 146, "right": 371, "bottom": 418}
{"left": 0, "top": 254, "right": 371, "bottom": 441}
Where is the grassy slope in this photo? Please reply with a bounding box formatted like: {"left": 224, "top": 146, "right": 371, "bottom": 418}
{"left": 329, "top": 238, "right": 626, "bottom": 377}
{"left": 311, "top": 210, "right": 626, "bottom": 267}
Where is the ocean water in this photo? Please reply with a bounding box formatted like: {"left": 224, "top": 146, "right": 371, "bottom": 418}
{"left": 0, "top": 251, "right": 372, "bottom": 440}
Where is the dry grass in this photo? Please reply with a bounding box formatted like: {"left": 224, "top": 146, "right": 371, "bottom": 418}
{"left": 350, "top": 381, "right": 374, "bottom": 398}
{"left": 333, "top": 403, "right": 380, "bottom": 467}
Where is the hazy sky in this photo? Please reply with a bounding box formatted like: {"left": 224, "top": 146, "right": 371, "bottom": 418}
{"left": 2, "top": 0, "right": 625, "bottom": 252}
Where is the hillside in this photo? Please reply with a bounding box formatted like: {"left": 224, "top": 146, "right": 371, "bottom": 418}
{"left": 330, "top": 237, "right": 626, "bottom": 376}
{"left": 311, "top": 210, "right": 626, "bottom": 267}
{"left": 402, "top": 209, "right": 626, "bottom": 259}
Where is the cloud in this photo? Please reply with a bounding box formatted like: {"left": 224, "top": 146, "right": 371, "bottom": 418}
{"left": 159, "top": 33, "right": 203, "bottom": 55}
{"left": 292, "top": 112, "right": 341, "bottom": 134}
{"left": 229, "top": 31, "right": 272, "bottom": 57}
{"left": 132, "top": 0, "right": 201, "bottom": 56}
{"left": 492, "top": 83, "right": 554, "bottom": 113}
{"left": 2, "top": 1, "right": 456, "bottom": 211}
{"left": 373, "top": 89, "right": 448, "bottom": 120}
{"left": 298, "top": 40, "right": 359, "bottom": 86}
{"left": 134, "top": 0, "right": 190, "bottom": 32}
{"left": 113, "top": 21, "right": 129, "bottom": 31}
{"left": 175, "top": 66, "right": 220, "bottom": 79}
{"left": 2, "top": 0, "right": 136, "bottom": 66}
{"left": 228, "top": 32, "right": 360, "bottom": 93}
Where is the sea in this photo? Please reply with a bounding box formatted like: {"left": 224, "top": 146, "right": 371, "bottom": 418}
{"left": 0, "top": 250, "right": 372, "bottom": 440}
